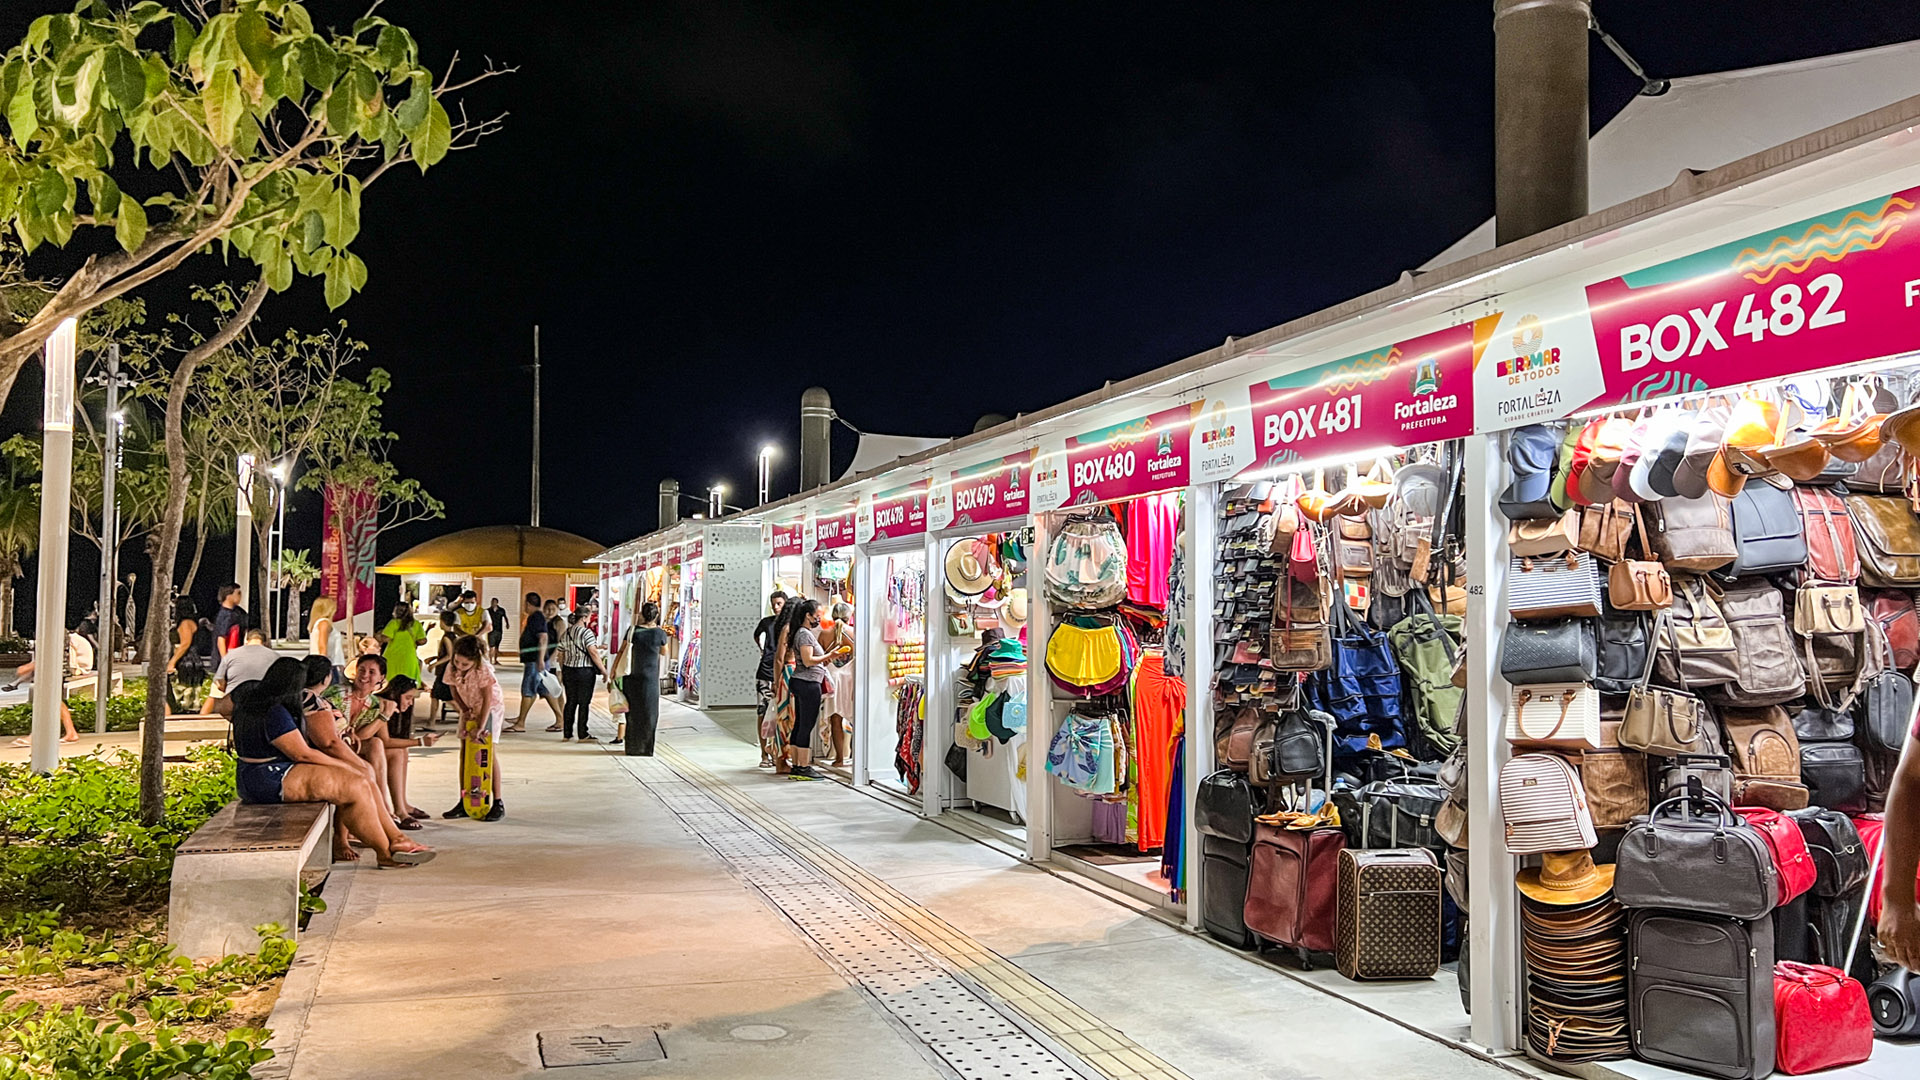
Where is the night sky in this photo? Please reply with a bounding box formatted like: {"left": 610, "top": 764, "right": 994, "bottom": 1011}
{"left": 4, "top": 2, "right": 1918, "bottom": 622}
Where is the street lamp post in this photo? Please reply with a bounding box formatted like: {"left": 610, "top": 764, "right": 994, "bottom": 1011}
{"left": 758, "top": 445, "right": 778, "bottom": 506}
{"left": 235, "top": 453, "right": 255, "bottom": 609}
{"left": 30, "top": 319, "right": 77, "bottom": 773}
{"left": 270, "top": 462, "right": 289, "bottom": 641}
{"left": 707, "top": 483, "right": 727, "bottom": 518}
{"left": 95, "top": 345, "right": 124, "bottom": 736}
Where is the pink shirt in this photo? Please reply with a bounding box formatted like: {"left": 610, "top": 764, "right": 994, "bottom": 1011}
{"left": 1126, "top": 491, "right": 1179, "bottom": 608}
{"left": 448, "top": 659, "right": 504, "bottom": 717}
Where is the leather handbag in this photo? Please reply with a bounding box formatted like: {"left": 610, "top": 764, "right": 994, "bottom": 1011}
{"left": 1508, "top": 552, "right": 1603, "bottom": 621}
{"left": 1720, "top": 705, "right": 1811, "bottom": 811}
{"left": 1290, "top": 521, "right": 1319, "bottom": 584}
{"left": 1593, "top": 603, "right": 1652, "bottom": 695}
{"left": 1573, "top": 500, "right": 1636, "bottom": 562}
{"left": 1791, "top": 487, "right": 1861, "bottom": 583}
{"left": 1333, "top": 779, "right": 1450, "bottom": 855}
{"left": 1648, "top": 492, "right": 1739, "bottom": 572}
{"left": 1799, "top": 741, "right": 1868, "bottom": 813}
{"left": 1846, "top": 493, "right": 1920, "bottom": 587}
{"left": 1251, "top": 707, "right": 1327, "bottom": 786}
{"left": 1508, "top": 515, "right": 1577, "bottom": 557}
{"left": 1615, "top": 789, "right": 1781, "bottom": 919}
{"left": 1867, "top": 588, "right": 1919, "bottom": 669}
{"left": 1708, "top": 579, "right": 1808, "bottom": 708}
{"left": 1730, "top": 482, "right": 1810, "bottom": 578}
{"left": 1788, "top": 702, "right": 1853, "bottom": 743}
{"left": 1506, "top": 683, "right": 1601, "bottom": 749}
{"left": 1859, "top": 662, "right": 1915, "bottom": 758}
{"left": 1582, "top": 713, "right": 1650, "bottom": 830}
{"left": 1793, "top": 585, "right": 1864, "bottom": 636}
{"left": 1336, "top": 517, "right": 1374, "bottom": 577}
{"left": 1498, "top": 752, "right": 1598, "bottom": 854}
{"left": 1219, "top": 705, "right": 1261, "bottom": 773}
{"left": 1732, "top": 807, "right": 1818, "bottom": 903}
{"left": 1195, "top": 769, "right": 1261, "bottom": 843}
{"left": 1622, "top": 615, "right": 1705, "bottom": 756}
{"left": 1498, "top": 618, "right": 1595, "bottom": 685}
{"left": 1655, "top": 574, "right": 1741, "bottom": 687}
{"left": 1608, "top": 511, "right": 1672, "bottom": 611}
{"left": 1784, "top": 807, "right": 1869, "bottom": 899}
{"left": 1268, "top": 623, "right": 1332, "bottom": 672}
{"left": 1773, "top": 961, "right": 1875, "bottom": 1075}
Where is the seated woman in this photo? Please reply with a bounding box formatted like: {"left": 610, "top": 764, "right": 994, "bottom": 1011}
{"left": 296, "top": 656, "right": 429, "bottom": 863}
{"left": 342, "top": 654, "right": 437, "bottom": 829}
{"left": 229, "top": 657, "right": 433, "bottom": 869}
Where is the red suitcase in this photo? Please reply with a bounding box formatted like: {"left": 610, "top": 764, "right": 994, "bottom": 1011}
{"left": 1244, "top": 820, "right": 1344, "bottom": 955}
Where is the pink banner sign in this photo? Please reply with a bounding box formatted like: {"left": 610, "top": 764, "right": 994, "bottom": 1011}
{"left": 1053, "top": 402, "right": 1198, "bottom": 507}
{"left": 688, "top": 538, "right": 703, "bottom": 560}
{"left": 1583, "top": 185, "right": 1920, "bottom": 407}
{"left": 815, "top": 510, "right": 856, "bottom": 550}
{"left": 320, "top": 481, "right": 376, "bottom": 620}
{"left": 949, "top": 451, "right": 1034, "bottom": 527}
{"left": 871, "top": 482, "right": 929, "bottom": 542}
{"left": 1247, "top": 321, "right": 1483, "bottom": 473}
{"left": 770, "top": 522, "right": 804, "bottom": 558}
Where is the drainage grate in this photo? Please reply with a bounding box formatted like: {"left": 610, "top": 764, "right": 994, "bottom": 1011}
{"left": 625, "top": 756, "right": 1105, "bottom": 1080}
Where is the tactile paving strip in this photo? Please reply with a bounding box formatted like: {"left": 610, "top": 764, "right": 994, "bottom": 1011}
{"left": 623, "top": 757, "right": 1109, "bottom": 1080}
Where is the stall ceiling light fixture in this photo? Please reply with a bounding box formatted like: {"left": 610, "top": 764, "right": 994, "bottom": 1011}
{"left": 1565, "top": 348, "right": 1920, "bottom": 422}
{"left": 1235, "top": 444, "right": 1406, "bottom": 485}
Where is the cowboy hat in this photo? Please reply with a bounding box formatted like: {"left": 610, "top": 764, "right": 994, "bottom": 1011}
{"left": 1516, "top": 850, "right": 1617, "bottom": 906}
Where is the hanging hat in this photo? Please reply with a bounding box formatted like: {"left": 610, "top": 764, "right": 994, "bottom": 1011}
{"left": 1612, "top": 414, "right": 1655, "bottom": 504}
{"left": 944, "top": 539, "right": 996, "bottom": 597}
{"left": 1516, "top": 850, "right": 1617, "bottom": 906}
{"left": 1004, "top": 588, "right": 1028, "bottom": 627}
{"left": 1881, "top": 398, "right": 1920, "bottom": 457}
{"left": 1670, "top": 401, "right": 1730, "bottom": 499}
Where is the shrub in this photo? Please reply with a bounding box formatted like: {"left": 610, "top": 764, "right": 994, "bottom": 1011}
{"left": 0, "top": 681, "right": 151, "bottom": 738}
{"left": 0, "top": 748, "right": 236, "bottom": 913}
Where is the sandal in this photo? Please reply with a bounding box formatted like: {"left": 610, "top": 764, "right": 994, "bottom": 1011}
{"left": 397, "top": 817, "right": 422, "bottom": 831}
{"left": 381, "top": 850, "right": 436, "bottom": 868}
{"left": 408, "top": 807, "right": 430, "bottom": 821}
{"left": 545, "top": 724, "right": 562, "bottom": 732}
{"left": 418, "top": 732, "right": 441, "bottom": 747}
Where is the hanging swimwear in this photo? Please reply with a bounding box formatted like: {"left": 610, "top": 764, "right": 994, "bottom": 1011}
{"left": 1045, "top": 516, "right": 1129, "bottom": 610}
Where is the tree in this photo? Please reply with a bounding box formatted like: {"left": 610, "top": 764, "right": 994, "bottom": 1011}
{"left": 0, "top": 1, "right": 509, "bottom": 412}
{"left": 0, "top": 438, "right": 38, "bottom": 636}
{"left": 270, "top": 544, "right": 315, "bottom": 638}
{"left": 298, "top": 367, "right": 440, "bottom": 641}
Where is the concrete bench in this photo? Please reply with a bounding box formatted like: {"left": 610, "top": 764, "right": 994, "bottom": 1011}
{"left": 168, "top": 800, "right": 331, "bottom": 959}
{"left": 62, "top": 670, "right": 124, "bottom": 698}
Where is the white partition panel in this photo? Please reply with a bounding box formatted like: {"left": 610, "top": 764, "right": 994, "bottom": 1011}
{"left": 699, "top": 524, "right": 765, "bottom": 708}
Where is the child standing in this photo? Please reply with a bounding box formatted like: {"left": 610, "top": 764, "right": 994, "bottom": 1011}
{"left": 442, "top": 634, "right": 507, "bottom": 821}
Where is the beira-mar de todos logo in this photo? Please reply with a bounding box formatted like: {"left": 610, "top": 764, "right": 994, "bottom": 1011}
{"left": 1496, "top": 314, "right": 1560, "bottom": 378}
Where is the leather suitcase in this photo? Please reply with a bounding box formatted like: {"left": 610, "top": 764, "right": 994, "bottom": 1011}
{"left": 1627, "top": 909, "right": 1775, "bottom": 1080}
{"left": 1200, "top": 835, "right": 1255, "bottom": 949}
{"left": 1244, "top": 822, "right": 1344, "bottom": 957}
{"left": 1335, "top": 847, "right": 1441, "bottom": 980}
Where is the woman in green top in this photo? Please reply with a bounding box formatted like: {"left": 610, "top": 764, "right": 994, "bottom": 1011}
{"left": 380, "top": 604, "right": 425, "bottom": 682}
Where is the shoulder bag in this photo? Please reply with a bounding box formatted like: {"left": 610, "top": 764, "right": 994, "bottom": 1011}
{"left": 1508, "top": 515, "right": 1577, "bottom": 558}
{"left": 1707, "top": 579, "right": 1808, "bottom": 707}
{"left": 1270, "top": 569, "right": 1331, "bottom": 672}
{"left": 1508, "top": 552, "right": 1603, "bottom": 621}
{"left": 1498, "top": 618, "right": 1595, "bottom": 685}
{"left": 1621, "top": 613, "right": 1704, "bottom": 756}
{"left": 1868, "top": 588, "right": 1920, "bottom": 670}
{"left": 1335, "top": 517, "right": 1374, "bottom": 577}
{"left": 1792, "top": 486, "right": 1861, "bottom": 583}
{"left": 1251, "top": 703, "right": 1327, "bottom": 787}
{"left": 1592, "top": 602, "right": 1653, "bottom": 695}
{"left": 1846, "top": 493, "right": 1920, "bottom": 587}
{"left": 1729, "top": 481, "right": 1810, "bottom": 577}
{"left": 1573, "top": 500, "right": 1637, "bottom": 563}
{"left": 1498, "top": 752, "right": 1597, "bottom": 854}
{"left": 1608, "top": 508, "right": 1672, "bottom": 611}
{"left": 1505, "top": 683, "right": 1601, "bottom": 750}
{"left": 1860, "top": 623, "right": 1916, "bottom": 757}
{"left": 1614, "top": 789, "right": 1780, "bottom": 919}
{"left": 1218, "top": 704, "right": 1261, "bottom": 773}
{"left": 1654, "top": 574, "right": 1740, "bottom": 687}
{"left": 1719, "top": 704, "right": 1811, "bottom": 811}
{"left": 1583, "top": 710, "right": 1650, "bottom": 830}
{"left": 1647, "top": 492, "right": 1738, "bottom": 572}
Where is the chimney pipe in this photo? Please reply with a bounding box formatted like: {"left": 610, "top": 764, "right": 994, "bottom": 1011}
{"left": 1493, "top": 0, "right": 1590, "bottom": 245}
{"left": 800, "top": 387, "right": 833, "bottom": 491}
{"left": 658, "top": 479, "right": 680, "bottom": 529}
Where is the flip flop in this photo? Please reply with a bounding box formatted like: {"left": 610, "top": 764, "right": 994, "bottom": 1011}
{"left": 396, "top": 817, "right": 422, "bottom": 831}
{"left": 389, "top": 849, "right": 436, "bottom": 865}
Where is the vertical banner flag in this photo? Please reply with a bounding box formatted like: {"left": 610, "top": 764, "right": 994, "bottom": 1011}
{"left": 321, "top": 481, "right": 377, "bottom": 620}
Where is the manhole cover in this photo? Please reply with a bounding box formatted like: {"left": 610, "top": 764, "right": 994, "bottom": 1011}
{"left": 537, "top": 1026, "right": 666, "bottom": 1067}
{"left": 729, "top": 1024, "right": 789, "bottom": 1041}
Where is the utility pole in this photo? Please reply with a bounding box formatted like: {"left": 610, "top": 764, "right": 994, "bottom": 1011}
{"left": 531, "top": 324, "right": 542, "bottom": 528}
{"left": 1492, "top": 0, "right": 1591, "bottom": 244}
{"left": 95, "top": 345, "right": 124, "bottom": 735}
{"left": 30, "top": 319, "right": 76, "bottom": 773}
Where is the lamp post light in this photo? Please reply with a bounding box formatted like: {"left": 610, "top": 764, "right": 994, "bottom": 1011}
{"left": 268, "top": 461, "right": 290, "bottom": 641}
{"left": 95, "top": 348, "right": 125, "bottom": 736}
{"left": 30, "top": 318, "right": 77, "bottom": 773}
{"left": 707, "top": 483, "right": 727, "bottom": 518}
{"left": 758, "top": 445, "right": 778, "bottom": 506}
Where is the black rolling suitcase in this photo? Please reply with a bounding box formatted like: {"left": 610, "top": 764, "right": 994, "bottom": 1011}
{"left": 1195, "top": 770, "right": 1260, "bottom": 949}
{"left": 1626, "top": 909, "right": 1775, "bottom": 1080}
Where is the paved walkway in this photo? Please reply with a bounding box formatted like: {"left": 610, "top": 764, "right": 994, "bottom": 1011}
{"left": 268, "top": 690, "right": 1531, "bottom": 1080}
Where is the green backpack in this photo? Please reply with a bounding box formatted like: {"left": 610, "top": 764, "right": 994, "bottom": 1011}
{"left": 1387, "top": 607, "right": 1463, "bottom": 757}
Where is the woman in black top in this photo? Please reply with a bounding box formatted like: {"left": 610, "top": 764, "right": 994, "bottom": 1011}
{"left": 613, "top": 602, "right": 670, "bottom": 756}
{"left": 230, "top": 658, "right": 433, "bottom": 868}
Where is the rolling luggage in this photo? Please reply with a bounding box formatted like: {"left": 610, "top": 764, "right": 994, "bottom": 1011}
{"left": 1200, "top": 834, "right": 1255, "bottom": 949}
{"left": 1627, "top": 909, "right": 1775, "bottom": 1080}
{"left": 1335, "top": 848, "right": 1441, "bottom": 980}
{"left": 1244, "top": 822, "right": 1343, "bottom": 957}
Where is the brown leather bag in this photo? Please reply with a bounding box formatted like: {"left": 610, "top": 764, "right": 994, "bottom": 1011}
{"left": 1336, "top": 517, "right": 1374, "bottom": 576}
{"left": 1654, "top": 574, "right": 1740, "bottom": 687}
{"left": 1845, "top": 493, "right": 1920, "bottom": 587}
{"left": 1509, "top": 515, "right": 1577, "bottom": 558}
{"left": 1719, "top": 705, "right": 1810, "bottom": 811}
{"left": 1609, "top": 509, "right": 1671, "bottom": 610}
{"left": 1647, "top": 492, "right": 1738, "bottom": 572}
{"left": 1791, "top": 486, "right": 1861, "bottom": 583}
{"left": 1868, "top": 588, "right": 1920, "bottom": 669}
{"left": 1269, "top": 624, "right": 1332, "bottom": 672}
{"left": 1582, "top": 712, "right": 1650, "bottom": 830}
{"left": 1706, "top": 579, "right": 1808, "bottom": 707}
{"left": 1573, "top": 500, "right": 1637, "bottom": 563}
{"left": 1219, "top": 705, "right": 1261, "bottom": 773}
{"left": 1621, "top": 614, "right": 1704, "bottom": 756}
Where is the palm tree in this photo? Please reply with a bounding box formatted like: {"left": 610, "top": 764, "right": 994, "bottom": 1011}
{"left": 272, "top": 548, "right": 322, "bottom": 641}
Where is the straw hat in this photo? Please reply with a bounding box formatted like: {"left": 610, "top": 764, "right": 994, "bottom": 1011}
{"left": 1516, "top": 850, "right": 1617, "bottom": 906}
{"left": 1004, "top": 588, "right": 1028, "bottom": 627}
{"left": 944, "top": 539, "right": 996, "bottom": 597}
{"left": 1881, "top": 399, "right": 1920, "bottom": 457}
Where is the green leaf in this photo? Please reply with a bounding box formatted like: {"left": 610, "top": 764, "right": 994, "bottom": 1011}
{"left": 31, "top": 169, "right": 66, "bottom": 218}
{"left": 324, "top": 181, "right": 359, "bottom": 247}
{"left": 91, "top": 172, "right": 120, "bottom": 216}
{"left": 415, "top": 98, "right": 450, "bottom": 169}
{"left": 102, "top": 45, "right": 145, "bottom": 111}
{"left": 282, "top": 4, "right": 314, "bottom": 37}
{"left": 322, "top": 82, "right": 355, "bottom": 137}
{"left": 170, "top": 14, "right": 194, "bottom": 66}
{"left": 235, "top": 10, "right": 274, "bottom": 76}
{"left": 300, "top": 208, "right": 324, "bottom": 252}
{"left": 6, "top": 76, "right": 38, "bottom": 145}
{"left": 394, "top": 71, "right": 429, "bottom": 134}
{"left": 374, "top": 26, "right": 414, "bottom": 70}
{"left": 322, "top": 257, "right": 350, "bottom": 309}
{"left": 126, "top": 2, "right": 171, "bottom": 29}
{"left": 25, "top": 16, "right": 53, "bottom": 56}
{"left": 298, "top": 39, "right": 337, "bottom": 93}
{"left": 203, "top": 66, "right": 242, "bottom": 147}
{"left": 263, "top": 243, "right": 293, "bottom": 292}
{"left": 115, "top": 195, "right": 146, "bottom": 252}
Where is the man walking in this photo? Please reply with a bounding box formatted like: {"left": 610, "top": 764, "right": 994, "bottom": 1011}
{"left": 511, "top": 593, "right": 562, "bottom": 733}
{"left": 211, "top": 584, "right": 249, "bottom": 658}
{"left": 487, "top": 597, "right": 509, "bottom": 664}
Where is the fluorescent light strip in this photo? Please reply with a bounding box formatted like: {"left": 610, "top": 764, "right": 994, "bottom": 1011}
{"left": 1565, "top": 352, "right": 1920, "bottom": 422}
{"left": 1231, "top": 444, "right": 1406, "bottom": 485}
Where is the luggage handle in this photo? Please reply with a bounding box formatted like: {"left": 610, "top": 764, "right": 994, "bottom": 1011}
{"left": 1648, "top": 786, "right": 1737, "bottom": 830}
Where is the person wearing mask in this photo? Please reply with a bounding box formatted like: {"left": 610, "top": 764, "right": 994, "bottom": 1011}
{"left": 308, "top": 596, "right": 347, "bottom": 683}
{"left": 753, "top": 591, "right": 788, "bottom": 767}
{"left": 444, "top": 634, "right": 508, "bottom": 820}
{"left": 818, "top": 602, "right": 856, "bottom": 768}
{"left": 612, "top": 602, "right": 669, "bottom": 756}
{"left": 211, "top": 583, "right": 249, "bottom": 658}
{"left": 165, "top": 597, "right": 215, "bottom": 713}
{"left": 487, "top": 597, "right": 509, "bottom": 664}
{"left": 228, "top": 657, "right": 432, "bottom": 868}
{"left": 1878, "top": 707, "right": 1920, "bottom": 972}
{"left": 454, "top": 589, "right": 486, "bottom": 638}
{"left": 783, "top": 600, "right": 848, "bottom": 781}
{"left": 556, "top": 609, "right": 610, "bottom": 741}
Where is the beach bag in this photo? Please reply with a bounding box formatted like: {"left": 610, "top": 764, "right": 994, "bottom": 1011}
{"left": 1307, "top": 598, "right": 1405, "bottom": 756}
{"left": 1044, "top": 516, "right": 1129, "bottom": 609}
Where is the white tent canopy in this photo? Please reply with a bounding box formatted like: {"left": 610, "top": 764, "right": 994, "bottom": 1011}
{"left": 839, "top": 432, "right": 945, "bottom": 481}
{"left": 1425, "top": 38, "right": 1920, "bottom": 268}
